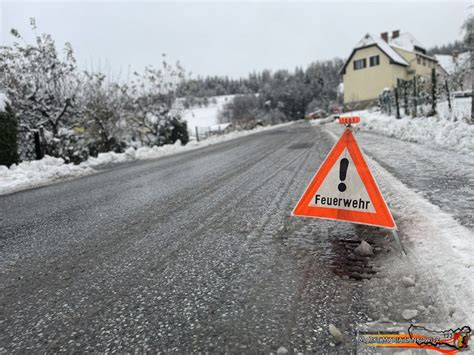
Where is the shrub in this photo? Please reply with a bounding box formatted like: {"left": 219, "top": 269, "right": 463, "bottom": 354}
{"left": 170, "top": 118, "right": 189, "bottom": 145}
{"left": 0, "top": 102, "right": 19, "bottom": 167}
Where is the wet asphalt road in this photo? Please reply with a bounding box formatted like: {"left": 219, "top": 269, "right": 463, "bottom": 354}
{"left": 1, "top": 122, "right": 395, "bottom": 353}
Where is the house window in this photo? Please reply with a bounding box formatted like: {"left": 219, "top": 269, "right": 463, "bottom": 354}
{"left": 369, "top": 55, "right": 380, "bottom": 67}
{"left": 417, "top": 56, "right": 421, "bottom": 65}
{"left": 422, "top": 58, "right": 426, "bottom": 66}
{"left": 353, "top": 58, "right": 367, "bottom": 70}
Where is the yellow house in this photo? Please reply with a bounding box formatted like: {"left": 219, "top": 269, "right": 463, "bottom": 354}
{"left": 341, "top": 30, "right": 438, "bottom": 108}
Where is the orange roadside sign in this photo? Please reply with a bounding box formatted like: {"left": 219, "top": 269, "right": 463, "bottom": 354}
{"left": 292, "top": 127, "right": 396, "bottom": 229}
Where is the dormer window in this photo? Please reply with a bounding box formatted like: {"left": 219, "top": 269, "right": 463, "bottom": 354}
{"left": 414, "top": 45, "right": 427, "bottom": 55}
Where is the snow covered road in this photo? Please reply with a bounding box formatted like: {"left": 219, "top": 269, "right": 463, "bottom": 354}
{"left": 0, "top": 121, "right": 472, "bottom": 352}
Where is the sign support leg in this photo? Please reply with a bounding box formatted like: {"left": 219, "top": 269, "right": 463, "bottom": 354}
{"left": 391, "top": 229, "right": 406, "bottom": 256}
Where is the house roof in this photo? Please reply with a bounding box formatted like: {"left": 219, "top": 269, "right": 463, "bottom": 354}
{"left": 340, "top": 33, "right": 408, "bottom": 74}
{"left": 435, "top": 52, "right": 470, "bottom": 75}
{"left": 355, "top": 33, "right": 409, "bottom": 66}
{"left": 388, "top": 32, "right": 425, "bottom": 52}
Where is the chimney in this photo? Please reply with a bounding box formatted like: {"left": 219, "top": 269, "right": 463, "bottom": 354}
{"left": 392, "top": 30, "right": 400, "bottom": 39}
{"left": 381, "top": 32, "right": 388, "bottom": 42}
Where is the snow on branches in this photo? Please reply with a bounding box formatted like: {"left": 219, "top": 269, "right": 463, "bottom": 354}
{"left": 0, "top": 20, "right": 188, "bottom": 164}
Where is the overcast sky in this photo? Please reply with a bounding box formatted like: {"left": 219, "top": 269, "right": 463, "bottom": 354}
{"left": 1, "top": 1, "right": 470, "bottom": 79}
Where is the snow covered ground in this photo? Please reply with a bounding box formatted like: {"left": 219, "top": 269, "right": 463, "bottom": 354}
{"left": 324, "top": 128, "right": 474, "bottom": 328}
{"left": 354, "top": 98, "right": 473, "bottom": 155}
{"left": 182, "top": 95, "right": 234, "bottom": 136}
{"left": 314, "top": 100, "right": 474, "bottom": 326}
{"left": 0, "top": 121, "right": 293, "bottom": 195}
{"left": 366, "top": 150, "right": 473, "bottom": 327}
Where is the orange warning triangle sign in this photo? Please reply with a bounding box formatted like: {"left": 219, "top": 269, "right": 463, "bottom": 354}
{"left": 292, "top": 128, "right": 396, "bottom": 229}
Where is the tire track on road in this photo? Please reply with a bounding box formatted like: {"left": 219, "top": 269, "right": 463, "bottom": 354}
{"left": 1, "top": 124, "right": 318, "bottom": 352}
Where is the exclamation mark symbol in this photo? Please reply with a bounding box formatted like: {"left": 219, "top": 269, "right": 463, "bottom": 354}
{"left": 338, "top": 158, "right": 349, "bottom": 192}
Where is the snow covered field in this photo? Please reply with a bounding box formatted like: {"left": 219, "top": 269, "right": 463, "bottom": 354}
{"left": 0, "top": 121, "right": 293, "bottom": 195}
{"left": 182, "top": 95, "right": 234, "bottom": 136}
{"left": 356, "top": 98, "right": 473, "bottom": 155}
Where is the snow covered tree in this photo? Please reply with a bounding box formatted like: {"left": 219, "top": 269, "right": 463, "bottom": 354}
{"left": 81, "top": 72, "right": 130, "bottom": 154}
{"left": 0, "top": 20, "right": 192, "bottom": 163}
{"left": 306, "top": 98, "right": 322, "bottom": 114}
{"left": 218, "top": 94, "right": 261, "bottom": 127}
{"left": 0, "top": 20, "right": 81, "bottom": 159}
{"left": 128, "top": 60, "right": 186, "bottom": 146}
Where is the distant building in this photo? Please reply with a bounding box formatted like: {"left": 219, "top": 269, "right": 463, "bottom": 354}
{"left": 340, "top": 30, "right": 438, "bottom": 108}
{"left": 435, "top": 51, "right": 471, "bottom": 94}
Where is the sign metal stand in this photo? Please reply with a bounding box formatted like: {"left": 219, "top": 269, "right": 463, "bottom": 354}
{"left": 342, "top": 117, "right": 406, "bottom": 257}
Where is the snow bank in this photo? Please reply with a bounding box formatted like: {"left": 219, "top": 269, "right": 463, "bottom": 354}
{"left": 0, "top": 93, "right": 11, "bottom": 112}
{"left": 0, "top": 122, "right": 293, "bottom": 195}
{"left": 309, "top": 116, "right": 337, "bottom": 126}
{"left": 0, "top": 156, "right": 95, "bottom": 194}
{"left": 356, "top": 98, "right": 473, "bottom": 156}
{"left": 366, "top": 154, "right": 474, "bottom": 326}
{"left": 83, "top": 122, "right": 293, "bottom": 167}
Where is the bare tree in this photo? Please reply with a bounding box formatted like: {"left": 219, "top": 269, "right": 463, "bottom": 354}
{"left": 81, "top": 72, "right": 130, "bottom": 153}
{"left": 128, "top": 61, "right": 185, "bottom": 146}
